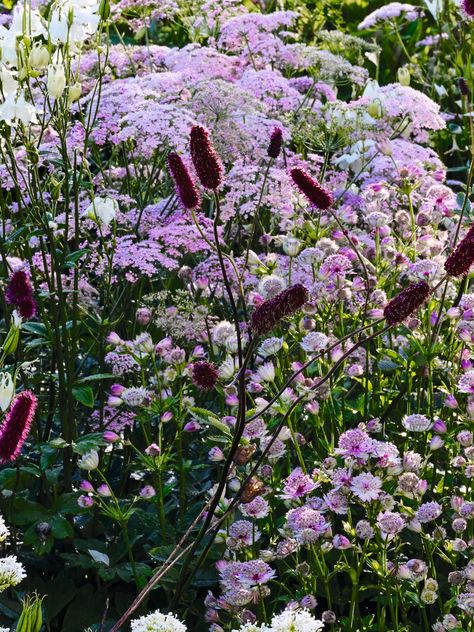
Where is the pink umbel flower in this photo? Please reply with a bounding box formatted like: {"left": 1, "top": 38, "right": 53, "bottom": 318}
{"left": 383, "top": 281, "right": 430, "bottom": 325}
{"left": 444, "top": 224, "right": 474, "bottom": 277}
{"left": 0, "top": 391, "right": 37, "bottom": 463}
{"left": 5, "top": 270, "right": 37, "bottom": 319}
{"left": 289, "top": 167, "right": 333, "bottom": 210}
{"left": 167, "top": 152, "right": 201, "bottom": 210}
{"left": 189, "top": 125, "right": 223, "bottom": 190}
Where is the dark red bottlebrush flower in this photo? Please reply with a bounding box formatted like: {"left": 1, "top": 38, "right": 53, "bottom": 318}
{"left": 0, "top": 390, "right": 37, "bottom": 463}
{"left": 251, "top": 284, "right": 308, "bottom": 335}
{"left": 289, "top": 168, "right": 333, "bottom": 210}
{"left": 383, "top": 281, "right": 430, "bottom": 326}
{"left": 267, "top": 127, "right": 283, "bottom": 159}
{"left": 191, "top": 361, "right": 219, "bottom": 390}
{"left": 462, "top": 0, "right": 474, "bottom": 16}
{"left": 444, "top": 224, "right": 474, "bottom": 277}
{"left": 458, "top": 77, "right": 470, "bottom": 97}
{"left": 5, "top": 270, "right": 37, "bottom": 319}
{"left": 189, "top": 125, "right": 223, "bottom": 190}
{"left": 167, "top": 152, "right": 201, "bottom": 210}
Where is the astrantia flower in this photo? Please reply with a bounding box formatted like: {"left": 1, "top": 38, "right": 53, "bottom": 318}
{"left": 78, "top": 450, "right": 99, "bottom": 471}
{"left": 241, "top": 496, "right": 270, "bottom": 519}
{"left": 167, "top": 152, "right": 201, "bottom": 210}
{"left": 286, "top": 505, "right": 330, "bottom": 544}
{"left": 458, "top": 370, "right": 474, "bottom": 393}
{"left": 121, "top": 387, "right": 150, "bottom": 407}
{"left": 416, "top": 501, "right": 442, "bottom": 523}
{"left": 402, "top": 413, "right": 432, "bottom": 432}
{"left": 236, "top": 560, "right": 275, "bottom": 586}
{"left": 130, "top": 609, "right": 187, "bottom": 632}
{"left": 355, "top": 520, "right": 375, "bottom": 540}
{"left": 384, "top": 281, "right": 430, "bottom": 325}
{"left": 5, "top": 270, "right": 37, "bottom": 319}
{"left": 300, "top": 332, "right": 329, "bottom": 353}
{"left": 191, "top": 361, "right": 219, "bottom": 390}
{"left": 229, "top": 520, "right": 260, "bottom": 547}
{"left": 376, "top": 511, "right": 405, "bottom": 535}
{"left": 0, "top": 555, "right": 26, "bottom": 591}
{"left": 334, "top": 428, "right": 374, "bottom": 460}
{"left": 0, "top": 390, "right": 37, "bottom": 463}
{"left": 350, "top": 472, "right": 383, "bottom": 502}
{"left": 281, "top": 467, "right": 318, "bottom": 500}
{"left": 290, "top": 167, "right": 333, "bottom": 210}
{"left": 189, "top": 125, "right": 223, "bottom": 190}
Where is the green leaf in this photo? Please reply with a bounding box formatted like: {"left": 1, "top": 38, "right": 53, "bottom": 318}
{"left": 72, "top": 386, "right": 94, "bottom": 408}
{"left": 50, "top": 515, "right": 74, "bottom": 539}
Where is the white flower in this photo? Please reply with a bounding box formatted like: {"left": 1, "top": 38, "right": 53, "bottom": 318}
{"left": 131, "top": 609, "right": 187, "bottom": 632}
{"left": 29, "top": 43, "right": 50, "bottom": 68}
{"left": 258, "top": 337, "right": 284, "bottom": 358}
{"left": 0, "top": 515, "right": 10, "bottom": 543}
{"left": 0, "top": 372, "right": 14, "bottom": 412}
{"left": 300, "top": 332, "right": 329, "bottom": 353}
{"left": 78, "top": 449, "right": 99, "bottom": 471}
{"left": 47, "top": 64, "right": 66, "bottom": 99}
{"left": 83, "top": 197, "right": 118, "bottom": 226}
{"left": 0, "top": 65, "right": 18, "bottom": 96}
{"left": 0, "top": 556, "right": 26, "bottom": 592}
{"left": 268, "top": 608, "right": 324, "bottom": 632}
{"left": 402, "top": 414, "right": 432, "bottom": 432}
{"left": 256, "top": 361, "right": 275, "bottom": 382}
{"left": 0, "top": 91, "right": 39, "bottom": 125}
{"left": 49, "top": 0, "right": 100, "bottom": 45}
{"left": 121, "top": 387, "right": 149, "bottom": 407}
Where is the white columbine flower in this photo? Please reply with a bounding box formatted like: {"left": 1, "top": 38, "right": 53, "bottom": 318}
{"left": 78, "top": 449, "right": 99, "bottom": 471}
{"left": 47, "top": 64, "right": 66, "bottom": 99}
{"left": 0, "top": 372, "right": 14, "bottom": 412}
{"left": 0, "top": 91, "right": 39, "bottom": 125}
{"left": 83, "top": 197, "right": 118, "bottom": 226}
{"left": 0, "top": 556, "right": 26, "bottom": 592}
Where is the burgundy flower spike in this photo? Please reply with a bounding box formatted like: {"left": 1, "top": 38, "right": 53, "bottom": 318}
{"left": 383, "top": 281, "right": 431, "bottom": 326}
{"left": 0, "top": 390, "right": 37, "bottom": 463}
{"left": 167, "top": 152, "right": 201, "bottom": 210}
{"left": 5, "top": 270, "right": 37, "bottom": 319}
{"left": 251, "top": 284, "right": 308, "bottom": 336}
{"left": 290, "top": 167, "right": 333, "bottom": 210}
{"left": 190, "top": 125, "right": 223, "bottom": 190}
{"left": 444, "top": 224, "right": 474, "bottom": 277}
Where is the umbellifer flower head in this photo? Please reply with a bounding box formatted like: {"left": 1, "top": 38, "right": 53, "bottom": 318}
{"left": 5, "top": 270, "right": 37, "bottom": 319}
{"left": 383, "top": 281, "right": 430, "bottom": 325}
{"left": 167, "top": 152, "right": 201, "bottom": 210}
{"left": 190, "top": 125, "right": 223, "bottom": 190}
{"left": 0, "top": 390, "right": 37, "bottom": 463}
{"left": 251, "top": 284, "right": 308, "bottom": 335}
{"left": 289, "top": 167, "right": 333, "bottom": 210}
{"left": 267, "top": 127, "right": 283, "bottom": 159}
{"left": 444, "top": 224, "right": 474, "bottom": 277}
{"left": 191, "top": 360, "right": 219, "bottom": 390}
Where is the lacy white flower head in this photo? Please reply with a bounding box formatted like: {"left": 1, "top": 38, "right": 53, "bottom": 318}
{"left": 0, "top": 555, "right": 26, "bottom": 592}
{"left": 130, "top": 608, "right": 187, "bottom": 632}
{"left": 402, "top": 414, "right": 432, "bottom": 432}
{"left": 83, "top": 197, "right": 118, "bottom": 226}
{"left": 0, "top": 514, "right": 9, "bottom": 543}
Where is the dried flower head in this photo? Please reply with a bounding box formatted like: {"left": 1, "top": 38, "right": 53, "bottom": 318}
{"left": 383, "top": 281, "right": 430, "bottom": 325}
{"left": 167, "top": 152, "right": 201, "bottom": 210}
{"left": 191, "top": 360, "right": 219, "bottom": 390}
{"left": 190, "top": 125, "right": 223, "bottom": 190}
{"left": 251, "top": 284, "right": 308, "bottom": 335}
{"left": 289, "top": 168, "right": 333, "bottom": 210}
{"left": 0, "top": 390, "right": 37, "bottom": 463}
{"left": 444, "top": 224, "right": 474, "bottom": 277}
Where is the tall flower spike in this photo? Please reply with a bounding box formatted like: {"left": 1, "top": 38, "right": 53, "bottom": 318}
{"left": 189, "top": 125, "right": 223, "bottom": 190}
{"left": 5, "top": 270, "right": 37, "bottom": 319}
{"left": 167, "top": 152, "right": 201, "bottom": 210}
{"left": 191, "top": 361, "right": 219, "bottom": 390}
{"left": 268, "top": 127, "right": 283, "bottom": 159}
{"left": 0, "top": 390, "right": 37, "bottom": 463}
{"left": 251, "top": 284, "right": 308, "bottom": 335}
{"left": 383, "top": 281, "right": 430, "bottom": 326}
{"left": 289, "top": 167, "right": 333, "bottom": 210}
{"left": 444, "top": 224, "right": 474, "bottom": 277}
